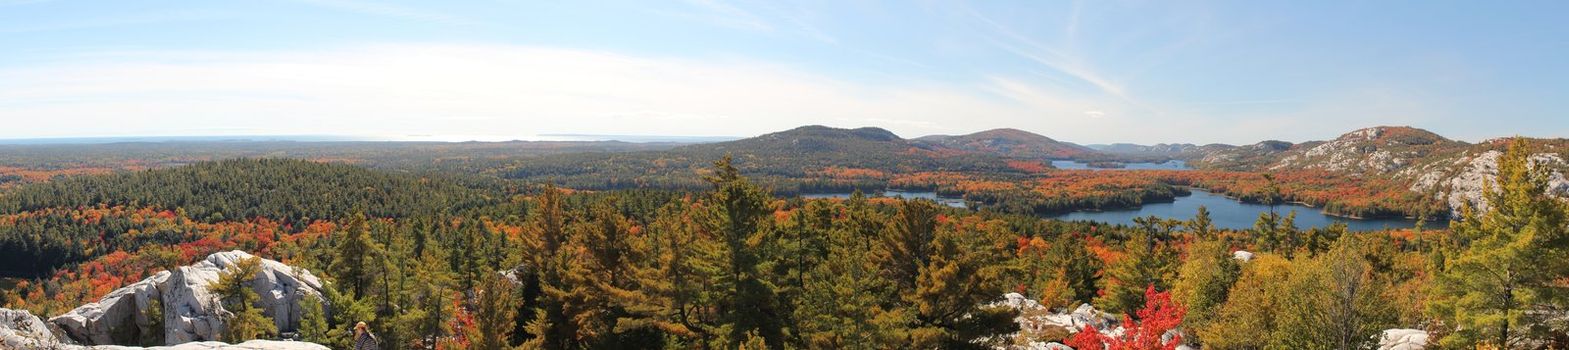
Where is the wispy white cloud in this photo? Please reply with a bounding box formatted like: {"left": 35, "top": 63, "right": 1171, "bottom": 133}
{"left": 751, "top": 1, "right": 836, "bottom": 44}
{"left": 0, "top": 10, "right": 234, "bottom": 33}
{"left": 1189, "top": 98, "right": 1299, "bottom": 106}
{"left": 958, "top": 4, "right": 1133, "bottom": 104}
{"left": 674, "top": 0, "right": 775, "bottom": 32}
{"left": 0, "top": 44, "right": 1061, "bottom": 140}
{"left": 287, "top": 0, "right": 486, "bottom": 27}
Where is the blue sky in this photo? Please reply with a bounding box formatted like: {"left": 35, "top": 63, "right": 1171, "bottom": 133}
{"left": 1, "top": 0, "right": 1565, "bottom": 144}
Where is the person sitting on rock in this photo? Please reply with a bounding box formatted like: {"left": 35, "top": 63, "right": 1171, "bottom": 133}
{"left": 354, "top": 321, "right": 379, "bottom": 350}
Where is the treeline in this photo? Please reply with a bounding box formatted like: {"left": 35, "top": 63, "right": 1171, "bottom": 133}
{"left": 0, "top": 158, "right": 509, "bottom": 223}
{"left": 5, "top": 141, "right": 1568, "bottom": 348}
{"left": 267, "top": 157, "right": 1029, "bottom": 349}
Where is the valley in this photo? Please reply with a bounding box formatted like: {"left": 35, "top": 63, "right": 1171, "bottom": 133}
{"left": 1, "top": 125, "right": 1566, "bottom": 350}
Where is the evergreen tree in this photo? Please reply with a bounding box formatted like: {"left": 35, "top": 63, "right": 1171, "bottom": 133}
{"left": 298, "top": 291, "right": 330, "bottom": 344}
{"left": 208, "top": 256, "right": 278, "bottom": 342}
{"left": 1430, "top": 138, "right": 1569, "bottom": 347}
{"left": 880, "top": 200, "right": 940, "bottom": 294}
{"left": 474, "top": 272, "right": 520, "bottom": 350}
{"left": 1097, "top": 216, "right": 1181, "bottom": 315}
{"left": 519, "top": 186, "right": 590, "bottom": 349}
{"left": 330, "top": 213, "right": 385, "bottom": 299}
{"left": 1187, "top": 206, "right": 1214, "bottom": 241}
{"left": 701, "top": 155, "right": 785, "bottom": 348}
{"left": 1038, "top": 232, "right": 1101, "bottom": 309}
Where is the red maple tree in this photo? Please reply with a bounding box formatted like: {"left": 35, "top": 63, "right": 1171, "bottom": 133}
{"left": 1066, "top": 285, "right": 1186, "bottom": 350}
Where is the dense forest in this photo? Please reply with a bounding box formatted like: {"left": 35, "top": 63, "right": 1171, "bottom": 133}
{"left": 3, "top": 138, "right": 1567, "bottom": 349}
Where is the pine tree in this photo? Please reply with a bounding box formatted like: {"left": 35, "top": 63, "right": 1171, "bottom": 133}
{"left": 1038, "top": 232, "right": 1101, "bottom": 309}
{"left": 1098, "top": 216, "right": 1181, "bottom": 315}
{"left": 880, "top": 200, "right": 940, "bottom": 294}
{"left": 330, "top": 213, "right": 385, "bottom": 299}
{"left": 473, "top": 272, "right": 519, "bottom": 350}
{"left": 519, "top": 186, "right": 590, "bottom": 349}
{"left": 1187, "top": 206, "right": 1214, "bottom": 241}
{"left": 298, "top": 291, "right": 330, "bottom": 344}
{"left": 1430, "top": 138, "right": 1569, "bottom": 347}
{"left": 615, "top": 201, "right": 720, "bottom": 347}
{"left": 207, "top": 256, "right": 278, "bottom": 342}
{"left": 694, "top": 155, "right": 785, "bottom": 348}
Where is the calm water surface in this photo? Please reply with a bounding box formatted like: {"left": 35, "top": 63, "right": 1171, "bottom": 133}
{"left": 1046, "top": 189, "right": 1444, "bottom": 231}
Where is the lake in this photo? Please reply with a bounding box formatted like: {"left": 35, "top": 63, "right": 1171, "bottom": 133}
{"left": 802, "top": 190, "right": 967, "bottom": 208}
{"left": 1050, "top": 160, "right": 1192, "bottom": 170}
{"left": 1045, "top": 189, "right": 1444, "bottom": 231}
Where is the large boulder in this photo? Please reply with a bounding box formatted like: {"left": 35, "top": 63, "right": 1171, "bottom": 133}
{"left": 49, "top": 250, "right": 327, "bottom": 346}
{"left": 1378, "top": 329, "right": 1427, "bottom": 350}
{"left": 3, "top": 307, "right": 329, "bottom": 350}
{"left": 2, "top": 307, "right": 67, "bottom": 349}
{"left": 51, "top": 271, "right": 170, "bottom": 345}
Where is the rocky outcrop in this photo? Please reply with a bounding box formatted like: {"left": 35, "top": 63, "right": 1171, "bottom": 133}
{"left": 48, "top": 251, "right": 327, "bottom": 346}
{"left": 1378, "top": 329, "right": 1427, "bottom": 350}
{"left": 2, "top": 307, "right": 66, "bottom": 349}
{"left": 987, "top": 293, "right": 1119, "bottom": 349}
{"left": 6, "top": 307, "right": 330, "bottom": 349}
{"left": 51, "top": 271, "right": 169, "bottom": 345}
{"left": 1232, "top": 250, "right": 1254, "bottom": 262}
{"left": 1442, "top": 151, "right": 1569, "bottom": 214}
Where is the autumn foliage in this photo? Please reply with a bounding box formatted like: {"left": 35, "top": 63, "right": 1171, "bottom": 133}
{"left": 1067, "top": 285, "right": 1186, "bottom": 350}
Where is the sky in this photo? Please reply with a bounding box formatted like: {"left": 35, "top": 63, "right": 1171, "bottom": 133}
{"left": 1, "top": 0, "right": 1566, "bottom": 145}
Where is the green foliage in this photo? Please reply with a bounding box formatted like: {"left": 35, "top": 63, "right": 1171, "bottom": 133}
{"left": 330, "top": 214, "right": 386, "bottom": 299}
{"left": 1170, "top": 237, "right": 1238, "bottom": 346}
{"left": 207, "top": 256, "right": 278, "bottom": 342}
{"left": 1429, "top": 138, "right": 1569, "bottom": 347}
{"left": 298, "top": 290, "right": 330, "bottom": 344}
{"left": 1097, "top": 216, "right": 1181, "bottom": 314}
{"left": 472, "top": 272, "right": 519, "bottom": 350}
{"left": 0, "top": 158, "right": 500, "bottom": 224}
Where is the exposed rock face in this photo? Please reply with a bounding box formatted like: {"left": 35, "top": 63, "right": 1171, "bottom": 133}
{"left": 1441, "top": 151, "right": 1569, "bottom": 215}
{"left": 51, "top": 271, "right": 170, "bottom": 345}
{"left": 1378, "top": 329, "right": 1428, "bottom": 350}
{"left": 2, "top": 307, "right": 66, "bottom": 349}
{"left": 48, "top": 250, "right": 326, "bottom": 346}
{"left": 987, "top": 293, "right": 1120, "bottom": 349}
{"left": 7, "top": 307, "right": 330, "bottom": 349}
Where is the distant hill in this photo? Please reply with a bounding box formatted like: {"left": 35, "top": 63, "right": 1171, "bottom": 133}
{"left": 502, "top": 125, "right": 1018, "bottom": 193}
{"left": 914, "top": 128, "right": 1098, "bottom": 160}
{"left": 1191, "top": 126, "right": 1466, "bottom": 174}
{"left": 1187, "top": 126, "right": 1569, "bottom": 214}
{"left": 679, "top": 125, "right": 928, "bottom": 158}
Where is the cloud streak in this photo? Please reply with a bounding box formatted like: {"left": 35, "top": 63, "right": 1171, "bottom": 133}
{"left": 288, "top": 0, "right": 486, "bottom": 27}
{"left": 0, "top": 44, "right": 1073, "bottom": 140}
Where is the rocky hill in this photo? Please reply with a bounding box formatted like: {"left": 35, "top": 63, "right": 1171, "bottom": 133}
{"left": 0, "top": 251, "right": 329, "bottom": 349}
{"left": 1190, "top": 126, "right": 1569, "bottom": 214}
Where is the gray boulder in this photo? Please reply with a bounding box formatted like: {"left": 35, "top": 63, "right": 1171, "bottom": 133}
{"left": 2, "top": 307, "right": 68, "bottom": 349}
{"left": 1378, "top": 329, "right": 1427, "bottom": 350}
{"left": 48, "top": 250, "right": 327, "bottom": 346}
{"left": 51, "top": 271, "right": 169, "bottom": 345}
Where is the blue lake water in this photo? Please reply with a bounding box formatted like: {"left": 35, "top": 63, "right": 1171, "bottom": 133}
{"left": 802, "top": 191, "right": 967, "bottom": 208}
{"left": 1045, "top": 189, "right": 1444, "bottom": 231}
{"left": 1050, "top": 160, "right": 1192, "bottom": 170}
